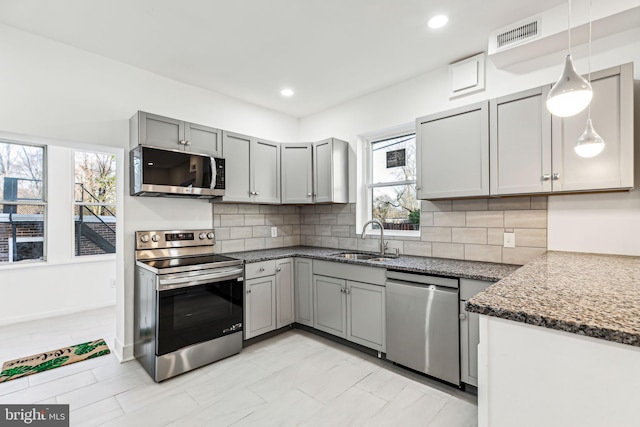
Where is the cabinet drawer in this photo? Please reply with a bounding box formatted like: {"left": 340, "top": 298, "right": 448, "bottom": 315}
{"left": 245, "top": 260, "right": 276, "bottom": 279}
{"left": 460, "top": 278, "right": 494, "bottom": 301}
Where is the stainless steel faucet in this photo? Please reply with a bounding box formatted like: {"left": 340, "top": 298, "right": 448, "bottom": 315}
{"left": 361, "top": 219, "right": 386, "bottom": 256}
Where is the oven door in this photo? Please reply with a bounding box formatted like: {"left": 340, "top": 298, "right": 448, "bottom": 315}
{"left": 156, "top": 266, "right": 243, "bottom": 356}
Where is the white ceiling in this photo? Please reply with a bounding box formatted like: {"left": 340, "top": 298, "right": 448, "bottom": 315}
{"left": 0, "top": 0, "right": 568, "bottom": 118}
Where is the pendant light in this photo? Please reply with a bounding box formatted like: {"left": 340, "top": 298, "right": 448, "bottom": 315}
{"left": 575, "top": 0, "right": 605, "bottom": 158}
{"left": 546, "top": 0, "right": 593, "bottom": 117}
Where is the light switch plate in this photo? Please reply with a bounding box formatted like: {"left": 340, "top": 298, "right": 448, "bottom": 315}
{"left": 503, "top": 232, "right": 515, "bottom": 248}
{"left": 271, "top": 227, "right": 277, "bottom": 238}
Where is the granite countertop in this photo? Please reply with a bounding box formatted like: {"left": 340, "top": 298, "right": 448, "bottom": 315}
{"left": 467, "top": 251, "right": 640, "bottom": 347}
{"left": 225, "top": 246, "right": 520, "bottom": 282}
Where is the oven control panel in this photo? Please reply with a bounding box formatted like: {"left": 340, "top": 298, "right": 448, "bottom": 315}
{"left": 136, "top": 229, "right": 215, "bottom": 250}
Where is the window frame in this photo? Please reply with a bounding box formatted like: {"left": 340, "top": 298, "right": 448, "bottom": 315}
{"left": 0, "top": 139, "right": 47, "bottom": 265}
{"left": 73, "top": 150, "right": 117, "bottom": 258}
{"left": 360, "top": 124, "right": 420, "bottom": 238}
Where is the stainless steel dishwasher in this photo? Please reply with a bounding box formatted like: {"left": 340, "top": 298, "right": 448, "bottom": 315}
{"left": 386, "top": 270, "right": 460, "bottom": 386}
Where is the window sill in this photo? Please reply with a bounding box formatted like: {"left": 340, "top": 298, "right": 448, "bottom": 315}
{"left": 0, "top": 254, "right": 116, "bottom": 271}
{"left": 362, "top": 230, "right": 420, "bottom": 238}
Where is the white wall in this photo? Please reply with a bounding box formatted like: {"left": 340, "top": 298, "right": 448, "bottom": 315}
{"left": 0, "top": 24, "right": 299, "bottom": 360}
{"left": 299, "top": 27, "right": 640, "bottom": 256}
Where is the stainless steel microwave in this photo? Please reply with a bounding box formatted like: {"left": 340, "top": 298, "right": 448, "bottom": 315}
{"left": 130, "top": 146, "right": 225, "bottom": 198}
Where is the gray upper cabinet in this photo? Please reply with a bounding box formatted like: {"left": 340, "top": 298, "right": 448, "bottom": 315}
{"left": 130, "top": 111, "right": 222, "bottom": 157}
{"left": 313, "top": 138, "right": 349, "bottom": 204}
{"left": 416, "top": 102, "right": 490, "bottom": 199}
{"left": 222, "top": 131, "right": 281, "bottom": 204}
{"left": 281, "top": 143, "right": 314, "bottom": 204}
{"left": 551, "top": 63, "right": 634, "bottom": 193}
{"left": 490, "top": 87, "right": 552, "bottom": 195}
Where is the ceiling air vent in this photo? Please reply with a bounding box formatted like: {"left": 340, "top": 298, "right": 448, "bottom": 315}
{"left": 493, "top": 18, "right": 541, "bottom": 52}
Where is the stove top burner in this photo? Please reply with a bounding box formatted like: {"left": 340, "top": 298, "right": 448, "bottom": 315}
{"left": 142, "top": 254, "right": 239, "bottom": 270}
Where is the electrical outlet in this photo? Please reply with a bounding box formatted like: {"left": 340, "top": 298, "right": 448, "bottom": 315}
{"left": 110, "top": 279, "right": 116, "bottom": 288}
{"left": 503, "top": 232, "right": 515, "bottom": 248}
{"left": 271, "top": 226, "right": 277, "bottom": 238}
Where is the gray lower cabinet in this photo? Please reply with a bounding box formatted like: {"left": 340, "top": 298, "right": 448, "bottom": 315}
{"left": 459, "top": 278, "right": 494, "bottom": 387}
{"left": 313, "top": 275, "right": 347, "bottom": 338}
{"left": 222, "top": 131, "right": 281, "bottom": 204}
{"left": 245, "top": 275, "right": 276, "bottom": 340}
{"left": 294, "top": 258, "right": 314, "bottom": 327}
{"left": 245, "top": 258, "right": 294, "bottom": 340}
{"left": 312, "top": 260, "right": 386, "bottom": 352}
{"left": 346, "top": 280, "right": 385, "bottom": 353}
{"left": 275, "top": 258, "right": 294, "bottom": 329}
{"left": 130, "top": 111, "right": 222, "bottom": 156}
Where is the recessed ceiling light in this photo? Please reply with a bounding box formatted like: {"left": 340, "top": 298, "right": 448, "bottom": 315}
{"left": 280, "top": 88, "right": 294, "bottom": 97}
{"left": 428, "top": 14, "right": 448, "bottom": 29}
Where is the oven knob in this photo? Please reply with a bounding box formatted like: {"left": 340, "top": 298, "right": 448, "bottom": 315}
{"left": 198, "top": 232, "right": 207, "bottom": 240}
{"left": 140, "top": 234, "right": 150, "bottom": 243}
{"left": 151, "top": 235, "right": 160, "bottom": 242}
{"left": 206, "top": 232, "right": 214, "bottom": 239}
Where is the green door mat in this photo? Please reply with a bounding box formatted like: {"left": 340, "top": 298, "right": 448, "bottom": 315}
{"left": 0, "top": 338, "right": 110, "bottom": 383}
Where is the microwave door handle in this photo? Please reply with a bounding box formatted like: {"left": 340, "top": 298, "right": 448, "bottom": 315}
{"left": 210, "top": 157, "right": 216, "bottom": 190}
{"left": 158, "top": 268, "right": 243, "bottom": 291}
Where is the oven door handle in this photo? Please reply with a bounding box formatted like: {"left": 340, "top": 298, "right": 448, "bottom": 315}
{"left": 158, "top": 268, "right": 244, "bottom": 291}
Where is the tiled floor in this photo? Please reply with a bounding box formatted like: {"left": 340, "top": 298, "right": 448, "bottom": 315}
{"left": 0, "top": 307, "right": 477, "bottom": 426}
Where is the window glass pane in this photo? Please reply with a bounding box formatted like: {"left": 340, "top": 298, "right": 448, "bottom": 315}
{"left": 74, "top": 205, "right": 116, "bottom": 256}
{"left": 371, "top": 185, "right": 420, "bottom": 231}
{"left": 74, "top": 152, "right": 116, "bottom": 204}
{"left": 371, "top": 134, "right": 416, "bottom": 183}
{"left": 74, "top": 151, "right": 116, "bottom": 257}
{"left": 0, "top": 204, "right": 45, "bottom": 263}
{"left": 0, "top": 141, "right": 44, "bottom": 201}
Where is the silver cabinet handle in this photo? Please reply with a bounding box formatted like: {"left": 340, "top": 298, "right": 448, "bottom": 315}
{"left": 416, "top": 186, "right": 422, "bottom": 191}
{"left": 259, "top": 267, "right": 265, "bottom": 272}
{"left": 307, "top": 193, "right": 312, "bottom": 197}
{"left": 246, "top": 289, "right": 252, "bottom": 294}
{"left": 345, "top": 288, "right": 350, "bottom": 294}
{"left": 255, "top": 192, "right": 260, "bottom": 196}
{"left": 179, "top": 140, "right": 191, "bottom": 146}
{"left": 340, "top": 288, "right": 345, "bottom": 294}
{"left": 552, "top": 173, "right": 560, "bottom": 181}
{"left": 276, "top": 267, "right": 281, "bottom": 272}
{"left": 542, "top": 174, "right": 551, "bottom": 181}
{"left": 459, "top": 313, "right": 467, "bottom": 320}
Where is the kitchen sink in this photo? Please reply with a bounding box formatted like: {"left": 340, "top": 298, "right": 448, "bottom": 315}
{"left": 332, "top": 252, "right": 393, "bottom": 262}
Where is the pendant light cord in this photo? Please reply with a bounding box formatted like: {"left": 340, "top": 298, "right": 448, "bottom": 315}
{"left": 568, "top": 0, "right": 572, "bottom": 54}
{"left": 587, "top": 0, "right": 593, "bottom": 117}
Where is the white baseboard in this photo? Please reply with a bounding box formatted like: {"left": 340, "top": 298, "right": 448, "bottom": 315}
{"left": 0, "top": 302, "right": 116, "bottom": 326}
{"left": 113, "top": 336, "right": 135, "bottom": 363}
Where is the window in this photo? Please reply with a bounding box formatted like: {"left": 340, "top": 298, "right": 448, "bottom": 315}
{"left": 0, "top": 140, "right": 46, "bottom": 263}
{"left": 368, "top": 133, "right": 420, "bottom": 233}
{"left": 74, "top": 151, "right": 116, "bottom": 256}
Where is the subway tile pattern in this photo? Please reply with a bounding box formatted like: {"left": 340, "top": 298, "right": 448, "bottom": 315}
{"left": 214, "top": 197, "right": 547, "bottom": 265}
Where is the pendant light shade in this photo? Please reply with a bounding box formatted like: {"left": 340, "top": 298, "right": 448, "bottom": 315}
{"left": 575, "top": 118, "right": 605, "bottom": 157}
{"left": 546, "top": 54, "right": 593, "bottom": 117}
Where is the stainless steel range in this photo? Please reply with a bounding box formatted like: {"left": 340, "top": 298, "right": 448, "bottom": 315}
{"left": 134, "top": 229, "right": 244, "bottom": 382}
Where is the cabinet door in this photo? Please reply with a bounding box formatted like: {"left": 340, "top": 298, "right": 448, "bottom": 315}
{"left": 460, "top": 300, "right": 480, "bottom": 386}
{"left": 346, "top": 281, "right": 385, "bottom": 352}
{"left": 276, "top": 258, "right": 294, "bottom": 329}
{"left": 313, "top": 139, "right": 333, "bottom": 203}
{"left": 245, "top": 276, "right": 276, "bottom": 340}
{"left": 139, "top": 112, "right": 185, "bottom": 150}
{"left": 281, "top": 143, "right": 313, "bottom": 204}
{"left": 313, "top": 275, "right": 346, "bottom": 338}
{"left": 222, "top": 131, "right": 252, "bottom": 202}
{"left": 416, "top": 102, "right": 489, "bottom": 199}
{"left": 251, "top": 139, "right": 281, "bottom": 204}
{"left": 551, "top": 63, "right": 634, "bottom": 192}
{"left": 185, "top": 122, "right": 222, "bottom": 157}
{"left": 294, "top": 258, "right": 314, "bottom": 327}
{"left": 490, "top": 87, "right": 552, "bottom": 195}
